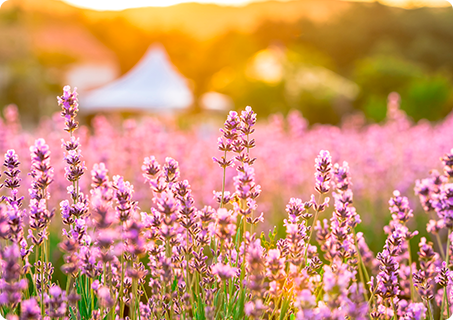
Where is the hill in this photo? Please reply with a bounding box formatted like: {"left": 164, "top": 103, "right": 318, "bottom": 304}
{"left": 92, "top": 0, "right": 352, "bottom": 39}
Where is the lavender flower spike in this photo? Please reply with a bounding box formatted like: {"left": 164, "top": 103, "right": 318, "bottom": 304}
{"left": 314, "top": 150, "right": 332, "bottom": 194}
{"left": 58, "top": 85, "right": 79, "bottom": 134}
{"left": 3, "top": 149, "right": 23, "bottom": 207}
{"left": 20, "top": 298, "right": 41, "bottom": 320}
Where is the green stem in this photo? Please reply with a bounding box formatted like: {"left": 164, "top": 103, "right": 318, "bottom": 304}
{"left": 185, "top": 231, "right": 194, "bottom": 317}
{"left": 223, "top": 279, "right": 228, "bottom": 317}
{"left": 441, "top": 286, "right": 447, "bottom": 320}
{"left": 427, "top": 300, "right": 434, "bottom": 320}
{"left": 44, "top": 236, "right": 48, "bottom": 265}
{"left": 356, "top": 252, "right": 369, "bottom": 301}
{"left": 437, "top": 233, "right": 446, "bottom": 261}
{"left": 132, "top": 278, "right": 138, "bottom": 320}
{"left": 220, "top": 150, "right": 227, "bottom": 209}
{"left": 119, "top": 251, "right": 125, "bottom": 319}
{"left": 353, "top": 230, "right": 370, "bottom": 300}
{"left": 304, "top": 195, "right": 322, "bottom": 265}
{"left": 446, "top": 229, "right": 452, "bottom": 267}
{"left": 391, "top": 299, "right": 397, "bottom": 319}
{"left": 40, "top": 244, "right": 45, "bottom": 318}
{"left": 101, "top": 263, "right": 107, "bottom": 320}
{"left": 407, "top": 239, "right": 415, "bottom": 302}
{"left": 90, "top": 277, "right": 95, "bottom": 313}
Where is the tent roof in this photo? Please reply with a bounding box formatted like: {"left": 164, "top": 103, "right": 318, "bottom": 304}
{"left": 80, "top": 45, "right": 193, "bottom": 113}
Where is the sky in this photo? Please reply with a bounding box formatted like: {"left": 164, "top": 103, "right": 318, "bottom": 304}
{"left": 57, "top": 0, "right": 451, "bottom": 11}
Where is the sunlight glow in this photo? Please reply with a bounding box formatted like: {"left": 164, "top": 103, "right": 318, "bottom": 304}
{"left": 61, "top": 0, "right": 267, "bottom": 11}
{"left": 60, "top": 0, "right": 452, "bottom": 11}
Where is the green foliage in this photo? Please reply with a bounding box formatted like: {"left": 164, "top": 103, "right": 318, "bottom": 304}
{"left": 353, "top": 55, "right": 453, "bottom": 122}
{"left": 403, "top": 74, "right": 453, "bottom": 121}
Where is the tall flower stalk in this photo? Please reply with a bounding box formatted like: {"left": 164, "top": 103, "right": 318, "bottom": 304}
{"left": 28, "top": 138, "right": 54, "bottom": 318}
{"left": 57, "top": 85, "right": 88, "bottom": 316}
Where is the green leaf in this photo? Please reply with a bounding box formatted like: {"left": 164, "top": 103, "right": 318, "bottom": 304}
{"left": 26, "top": 273, "right": 34, "bottom": 297}
{"left": 69, "top": 306, "right": 77, "bottom": 320}
{"left": 233, "top": 289, "right": 245, "bottom": 319}
{"left": 172, "top": 275, "right": 179, "bottom": 292}
{"left": 196, "top": 294, "right": 206, "bottom": 320}
{"left": 269, "top": 226, "right": 277, "bottom": 242}
{"left": 279, "top": 296, "right": 291, "bottom": 320}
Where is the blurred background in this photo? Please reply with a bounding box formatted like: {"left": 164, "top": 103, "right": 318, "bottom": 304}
{"left": 2, "top": 0, "right": 453, "bottom": 257}
{"left": 1, "top": 0, "right": 453, "bottom": 127}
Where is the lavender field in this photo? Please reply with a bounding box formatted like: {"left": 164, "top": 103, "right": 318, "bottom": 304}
{"left": 1, "top": 86, "right": 453, "bottom": 319}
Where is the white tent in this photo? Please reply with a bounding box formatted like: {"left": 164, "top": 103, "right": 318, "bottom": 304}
{"left": 80, "top": 45, "right": 193, "bottom": 113}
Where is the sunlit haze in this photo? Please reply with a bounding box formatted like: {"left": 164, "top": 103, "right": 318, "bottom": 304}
{"left": 59, "top": 0, "right": 450, "bottom": 11}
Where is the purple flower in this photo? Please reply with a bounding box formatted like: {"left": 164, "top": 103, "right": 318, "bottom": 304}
{"left": 314, "top": 150, "right": 332, "bottom": 194}
{"left": 0, "top": 245, "right": 28, "bottom": 306}
{"left": 20, "top": 298, "right": 40, "bottom": 320}
{"left": 441, "top": 148, "right": 453, "bottom": 178}
{"left": 211, "top": 262, "right": 237, "bottom": 281}
{"left": 244, "top": 299, "right": 265, "bottom": 318}
{"left": 433, "top": 183, "right": 453, "bottom": 228}
{"left": 45, "top": 285, "right": 67, "bottom": 318}
{"left": 97, "top": 286, "right": 114, "bottom": 308}
{"left": 266, "top": 248, "right": 285, "bottom": 281}
{"left": 29, "top": 138, "right": 53, "bottom": 196}
{"left": 286, "top": 198, "right": 313, "bottom": 222}
{"left": 222, "top": 111, "right": 241, "bottom": 139}
{"left": 58, "top": 85, "right": 79, "bottom": 133}
{"left": 374, "top": 231, "right": 402, "bottom": 301}
{"left": 162, "top": 157, "right": 180, "bottom": 185}
{"left": 435, "top": 261, "right": 450, "bottom": 287}
{"left": 63, "top": 150, "right": 86, "bottom": 183}
{"left": 246, "top": 239, "right": 265, "bottom": 294}
{"left": 332, "top": 161, "right": 351, "bottom": 192}
{"left": 142, "top": 156, "right": 161, "bottom": 183}
{"left": 413, "top": 237, "right": 437, "bottom": 301}
{"left": 214, "top": 208, "right": 237, "bottom": 241}
{"left": 91, "top": 163, "right": 109, "bottom": 188}
{"left": 240, "top": 106, "right": 257, "bottom": 135}
{"left": 112, "top": 175, "right": 136, "bottom": 222}
{"left": 3, "top": 149, "right": 23, "bottom": 207}
{"left": 389, "top": 190, "right": 413, "bottom": 224}
{"left": 28, "top": 199, "right": 54, "bottom": 240}
{"left": 6, "top": 203, "right": 25, "bottom": 244}
{"left": 233, "top": 163, "right": 261, "bottom": 215}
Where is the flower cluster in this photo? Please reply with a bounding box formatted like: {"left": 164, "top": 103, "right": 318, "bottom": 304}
{"left": 2, "top": 86, "right": 453, "bottom": 320}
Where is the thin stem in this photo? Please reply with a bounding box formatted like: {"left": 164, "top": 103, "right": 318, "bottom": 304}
{"left": 132, "top": 277, "right": 138, "bottom": 320}
{"left": 427, "top": 300, "right": 435, "bottom": 320}
{"left": 407, "top": 239, "right": 415, "bottom": 302}
{"left": 40, "top": 244, "right": 45, "bottom": 318}
{"left": 441, "top": 286, "right": 447, "bottom": 320}
{"left": 119, "top": 250, "right": 125, "bottom": 319}
{"left": 101, "top": 263, "right": 106, "bottom": 320}
{"left": 445, "top": 296, "right": 450, "bottom": 320}
{"left": 367, "top": 286, "right": 377, "bottom": 309}
{"left": 304, "top": 195, "right": 322, "bottom": 265}
{"left": 240, "top": 216, "right": 247, "bottom": 290}
{"left": 185, "top": 231, "right": 194, "bottom": 317}
{"left": 223, "top": 279, "right": 228, "bottom": 317}
{"left": 437, "top": 233, "right": 446, "bottom": 261}
{"left": 34, "top": 246, "right": 39, "bottom": 295}
{"left": 391, "top": 299, "right": 397, "bottom": 319}
{"left": 90, "top": 277, "right": 95, "bottom": 313}
{"left": 220, "top": 150, "right": 227, "bottom": 209}
{"left": 356, "top": 250, "right": 369, "bottom": 301}
{"left": 446, "top": 229, "right": 452, "bottom": 267}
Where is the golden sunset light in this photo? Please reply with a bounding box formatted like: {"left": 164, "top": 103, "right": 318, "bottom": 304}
{"left": 59, "top": 0, "right": 450, "bottom": 10}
